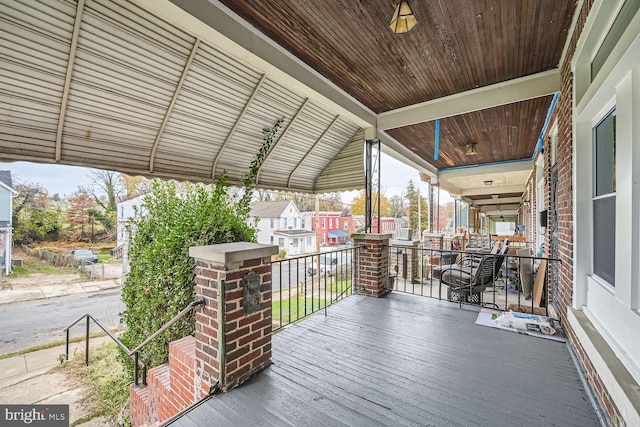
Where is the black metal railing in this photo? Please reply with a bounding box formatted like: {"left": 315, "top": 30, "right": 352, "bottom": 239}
{"left": 271, "top": 246, "right": 358, "bottom": 332}
{"left": 388, "top": 245, "right": 561, "bottom": 316}
{"left": 64, "top": 299, "right": 204, "bottom": 386}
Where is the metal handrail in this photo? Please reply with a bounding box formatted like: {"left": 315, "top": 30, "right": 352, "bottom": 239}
{"left": 64, "top": 298, "right": 205, "bottom": 387}
{"left": 128, "top": 298, "right": 205, "bottom": 356}
{"left": 64, "top": 313, "right": 148, "bottom": 386}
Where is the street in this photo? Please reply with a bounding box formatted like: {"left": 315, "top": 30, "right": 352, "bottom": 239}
{"left": 271, "top": 258, "right": 313, "bottom": 291}
{"left": 0, "top": 290, "right": 122, "bottom": 356}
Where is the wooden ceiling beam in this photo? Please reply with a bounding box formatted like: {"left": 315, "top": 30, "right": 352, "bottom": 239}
{"left": 438, "top": 160, "right": 533, "bottom": 180}
{"left": 378, "top": 131, "right": 438, "bottom": 178}
{"left": 462, "top": 184, "right": 526, "bottom": 197}
{"left": 377, "top": 69, "right": 561, "bottom": 131}
{"left": 473, "top": 197, "right": 522, "bottom": 206}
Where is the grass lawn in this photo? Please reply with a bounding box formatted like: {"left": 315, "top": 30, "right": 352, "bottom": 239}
{"left": 272, "top": 279, "right": 353, "bottom": 325}
{"left": 272, "top": 296, "right": 329, "bottom": 324}
{"left": 55, "top": 342, "right": 131, "bottom": 426}
{"left": 10, "top": 261, "right": 78, "bottom": 277}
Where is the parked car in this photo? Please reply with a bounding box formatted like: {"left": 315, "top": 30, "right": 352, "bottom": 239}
{"left": 308, "top": 253, "right": 352, "bottom": 277}
{"left": 71, "top": 249, "right": 98, "bottom": 264}
{"left": 337, "top": 241, "right": 354, "bottom": 249}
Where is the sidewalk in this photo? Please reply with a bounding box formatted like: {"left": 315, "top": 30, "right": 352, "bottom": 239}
{"left": 0, "top": 278, "right": 121, "bottom": 305}
{"left": 0, "top": 336, "right": 114, "bottom": 426}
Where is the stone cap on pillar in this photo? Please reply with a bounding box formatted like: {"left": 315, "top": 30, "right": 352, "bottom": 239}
{"left": 352, "top": 233, "right": 393, "bottom": 241}
{"left": 390, "top": 239, "right": 420, "bottom": 247}
{"left": 189, "top": 242, "right": 278, "bottom": 269}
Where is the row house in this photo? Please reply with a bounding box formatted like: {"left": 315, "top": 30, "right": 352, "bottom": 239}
{"left": 301, "top": 211, "right": 354, "bottom": 245}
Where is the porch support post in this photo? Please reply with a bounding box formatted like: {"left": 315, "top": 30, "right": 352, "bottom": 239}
{"left": 189, "top": 242, "right": 278, "bottom": 395}
{"left": 353, "top": 233, "right": 393, "bottom": 297}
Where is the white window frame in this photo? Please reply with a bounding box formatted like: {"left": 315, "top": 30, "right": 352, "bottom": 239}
{"left": 572, "top": 0, "right": 640, "bottom": 385}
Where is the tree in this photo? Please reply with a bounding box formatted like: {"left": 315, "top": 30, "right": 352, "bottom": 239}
{"left": 405, "top": 180, "right": 428, "bottom": 234}
{"left": 66, "top": 187, "right": 97, "bottom": 236}
{"left": 389, "top": 193, "right": 407, "bottom": 218}
{"left": 12, "top": 182, "right": 63, "bottom": 243}
{"left": 120, "top": 118, "right": 284, "bottom": 368}
{"left": 120, "top": 174, "right": 152, "bottom": 201}
{"left": 253, "top": 189, "right": 272, "bottom": 202}
{"left": 318, "top": 193, "right": 344, "bottom": 212}
{"left": 350, "top": 190, "right": 392, "bottom": 216}
{"left": 89, "top": 169, "right": 120, "bottom": 213}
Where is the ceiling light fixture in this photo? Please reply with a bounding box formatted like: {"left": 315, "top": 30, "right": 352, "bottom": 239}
{"left": 390, "top": 1, "right": 418, "bottom": 34}
{"left": 484, "top": 180, "right": 493, "bottom": 186}
{"left": 466, "top": 143, "right": 477, "bottom": 155}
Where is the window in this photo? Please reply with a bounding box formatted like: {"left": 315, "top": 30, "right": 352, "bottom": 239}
{"left": 294, "top": 218, "right": 297, "bottom": 228}
{"left": 322, "top": 218, "right": 326, "bottom": 229}
{"left": 306, "top": 237, "right": 312, "bottom": 245}
{"left": 343, "top": 221, "right": 348, "bottom": 230}
{"left": 283, "top": 218, "right": 288, "bottom": 228}
{"left": 270, "top": 219, "right": 274, "bottom": 229}
{"left": 270, "top": 236, "right": 274, "bottom": 244}
{"left": 292, "top": 238, "right": 298, "bottom": 248}
{"left": 591, "top": 1, "right": 640, "bottom": 81}
{"left": 278, "top": 238, "right": 284, "bottom": 248}
{"left": 329, "top": 218, "right": 332, "bottom": 228}
{"left": 593, "top": 108, "right": 616, "bottom": 286}
{"left": 301, "top": 218, "right": 306, "bottom": 228}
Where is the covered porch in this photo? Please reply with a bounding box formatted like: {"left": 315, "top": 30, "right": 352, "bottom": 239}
{"left": 3, "top": 0, "right": 640, "bottom": 425}
{"left": 169, "top": 293, "right": 600, "bottom": 427}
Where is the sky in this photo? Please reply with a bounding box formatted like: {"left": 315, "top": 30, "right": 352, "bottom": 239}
{"left": 0, "top": 154, "right": 450, "bottom": 203}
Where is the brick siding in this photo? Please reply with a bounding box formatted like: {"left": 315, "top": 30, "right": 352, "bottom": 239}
{"left": 129, "top": 245, "right": 275, "bottom": 426}
{"left": 353, "top": 234, "right": 392, "bottom": 297}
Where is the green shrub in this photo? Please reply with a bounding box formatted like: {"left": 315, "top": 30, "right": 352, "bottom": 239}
{"left": 120, "top": 119, "right": 283, "bottom": 368}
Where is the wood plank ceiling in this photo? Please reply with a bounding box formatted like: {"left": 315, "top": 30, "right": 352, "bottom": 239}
{"left": 219, "top": 0, "right": 575, "bottom": 169}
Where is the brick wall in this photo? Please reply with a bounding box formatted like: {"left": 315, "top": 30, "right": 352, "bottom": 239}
{"left": 551, "top": 1, "right": 625, "bottom": 425}
{"left": 129, "top": 336, "right": 196, "bottom": 426}
{"left": 129, "top": 243, "right": 278, "bottom": 426}
{"left": 353, "top": 233, "right": 392, "bottom": 297}
{"left": 193, "top": 254, "right": 273, "bottom": 393}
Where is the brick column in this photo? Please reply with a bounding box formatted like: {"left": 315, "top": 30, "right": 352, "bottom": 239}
{"left": 389, "top": 239, "right": 420, "bottom": 283}
{"left": 352, "top": 233, "right": 392, "bottom": 297}
{"left": 189, "top": 242, "right": 278, "bottom": 395}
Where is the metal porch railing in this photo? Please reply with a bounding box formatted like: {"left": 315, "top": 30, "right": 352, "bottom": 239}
{"left": 271, "top": 246, "right": 358, "bottom": 332}
{"left": 388, "top": 244, "right": 561, "bottom": 316}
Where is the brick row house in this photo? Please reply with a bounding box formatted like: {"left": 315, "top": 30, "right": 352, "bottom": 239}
{"left": 522, "top": 1, "right": 640, "bottom": 424}
{"left": 301, "top": 211, "right": 355, "bottom": 246}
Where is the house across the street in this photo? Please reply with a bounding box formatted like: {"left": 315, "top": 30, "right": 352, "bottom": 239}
{"left": 0, "top": 171, "right": 17, "bottom": 275}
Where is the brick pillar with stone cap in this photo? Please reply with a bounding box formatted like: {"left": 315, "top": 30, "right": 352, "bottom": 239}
{"left": 352, "top": 233, "right": 393, "bottom": 297}
{"left": 189, "top": 242, "right": 278, "bottom": 395}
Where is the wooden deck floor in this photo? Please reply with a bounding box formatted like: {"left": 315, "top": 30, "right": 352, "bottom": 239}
{"left": 169, "top": 293, "right": 600, "bottom": 427}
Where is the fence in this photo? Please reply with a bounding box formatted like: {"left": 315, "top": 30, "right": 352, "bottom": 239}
{"left": 271, "top": 246, "right": 357, "bottom": 331}
{"left": 388, "top": 244, "right": 560, "bottom": 316}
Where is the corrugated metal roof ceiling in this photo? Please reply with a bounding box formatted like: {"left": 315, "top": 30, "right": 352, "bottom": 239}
{"left": 0, "top": 0, "right": 366, "bottom": 193}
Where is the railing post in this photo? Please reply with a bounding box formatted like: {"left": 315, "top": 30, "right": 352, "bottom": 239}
{"left": 134, "top": 352, "right": 139, "bottom": 386}
{"left": 65, "top": 329, "right": 69, "bottom": 362}
{"left": 85, "top": 316, "right": 90, "bottom": 366}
